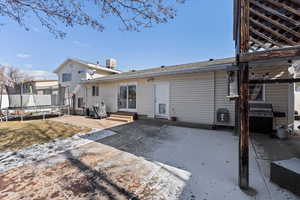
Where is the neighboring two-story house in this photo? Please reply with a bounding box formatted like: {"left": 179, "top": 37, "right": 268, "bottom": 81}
{"left": 54, "top": 58, "right": 121, "bottom": 114}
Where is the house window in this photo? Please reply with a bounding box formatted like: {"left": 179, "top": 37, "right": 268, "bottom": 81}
{"left": 43, "top": 89, "right": 52, "bottom": 95}
{"left": 92, "top": 86, "right": 99, "bottom": 96}
{"left": 78, "top": 98, "right": 84, "bottom": 108}
{"left": 295, "top": 83, "right": 300, "bottom": 92}
{"left": 249, "top": 84, "right": 265, "bottom": 101}
{"left": 62, "top": 73, "right": 72, "bottom": 82}
{"left": 159, "top": 104, "right": 166, "bottom": 114}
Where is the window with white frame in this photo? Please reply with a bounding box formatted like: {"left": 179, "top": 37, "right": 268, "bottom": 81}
{"left": 92, "top": 86, "right": 99, "bottom": 96}
{"left": 62, "top": 73, "right": 72, "bottom": 82}
{"left": 78, "top": 97, "right": 84, "bottom": 108}
{"left": 295, "top": 83, "right": 300, "bottom": 92}
{"left": 249, "top": 84, "right": 265, "bottom": 101}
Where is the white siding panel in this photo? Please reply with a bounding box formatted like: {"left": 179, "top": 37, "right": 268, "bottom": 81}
{"left": 100, "top": 83, "right": 118, "bottom": 113}
{"left": 1, "top": 95, "right": 9, "bottom": 109}
{"left": 215, "top": 71, "right": 235, "bottom": 126}
{"left": 295, "top": 92, "right": 300, "bottom": 114}
{"left": 170, "top": 73, "right": 215, "bottom": 124}
{"left": 86, "top": 86, "right": 99, "bottom": 108}
{"left": 137, "top": 80, "right": 155, "bottom": 117}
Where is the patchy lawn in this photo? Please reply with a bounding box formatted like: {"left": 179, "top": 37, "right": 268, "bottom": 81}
{"left": 0, "top": 120, "right": 91, "bottom": 152}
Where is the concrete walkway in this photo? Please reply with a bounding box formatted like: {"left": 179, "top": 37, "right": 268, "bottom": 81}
{"left": 0, "top": 119, "right": 299, "bottom": 199}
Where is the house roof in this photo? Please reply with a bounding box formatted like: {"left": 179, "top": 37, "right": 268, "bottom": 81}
{"left": 53, "top": 58, "right": 121, "bottom": 74}
{"left": 83, "top": 57, "right": 236, "bottom": 83}
{"left": 25, "top": 80, "right": 58, "bottom": 83}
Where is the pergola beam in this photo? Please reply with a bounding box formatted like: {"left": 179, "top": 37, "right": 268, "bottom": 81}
{"left": 250, "top": 18, "right": 298, "bottom": 46}
{"left": 250, "top": 0, "right": 300, "bottom": 26}
{"left": 250, "top": 8, "right": 300, "bottom": 39}
{"left": 250, "top": 78, "right": 300, "bottom": 84}
{"left": 240, "top": 45, "right": 300, "bottom": 62}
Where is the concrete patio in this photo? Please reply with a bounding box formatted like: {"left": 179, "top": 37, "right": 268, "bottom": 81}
{"left": 0, "top": 116, "right": 299, "bottom": 199}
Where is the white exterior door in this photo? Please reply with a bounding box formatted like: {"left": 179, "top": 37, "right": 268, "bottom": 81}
{"left": 155, "top": 82, "right": 170, "bottom": 119}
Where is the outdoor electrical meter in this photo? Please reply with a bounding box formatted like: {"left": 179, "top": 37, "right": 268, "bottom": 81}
{"left": 227, "top": 71, "right": 239, "bottom": 100}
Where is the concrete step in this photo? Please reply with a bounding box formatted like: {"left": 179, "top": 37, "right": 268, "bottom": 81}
{"left": 106, "top": 116, "right": 132, "bottom": 122}
{"left": 271, "top": 158, "right": 300, "bottom": 196}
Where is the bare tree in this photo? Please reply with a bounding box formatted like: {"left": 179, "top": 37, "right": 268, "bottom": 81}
{"left": 0, "top": 66, "right": 5, "bottom": 110}
{"left": 1, "top": 66, "right": 32, "bottom": 86}
{"left": 0, "top": 0, "right": 184, "bottom": 38}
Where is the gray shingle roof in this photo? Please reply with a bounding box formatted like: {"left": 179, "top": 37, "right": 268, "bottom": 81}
{"left": 84, "top": 57, "right": 235, "bottom": 83}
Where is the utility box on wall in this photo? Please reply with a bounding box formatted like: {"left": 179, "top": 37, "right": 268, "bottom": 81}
{"left": 227, "top": 71, "right": 239, "bottom": 99}
{"left": 217, "top": 108, "right": 230, "bottom": 123}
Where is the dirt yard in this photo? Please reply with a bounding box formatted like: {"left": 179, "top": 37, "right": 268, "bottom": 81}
{"left": 0, "top": 120, "right": 91, "bottom": 152}
{"left": 49, "top": 115, "right": 128, "bottom": 130}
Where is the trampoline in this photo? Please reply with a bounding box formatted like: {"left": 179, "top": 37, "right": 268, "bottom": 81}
{"left": 1, "top": 82, "right": 67, "bottom": 121}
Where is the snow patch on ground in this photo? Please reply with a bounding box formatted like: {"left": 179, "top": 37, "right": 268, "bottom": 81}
{"left": 0, "top": 129, "right": 116, "bottom": 173}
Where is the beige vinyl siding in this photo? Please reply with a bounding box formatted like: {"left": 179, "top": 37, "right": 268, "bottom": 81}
{"left": 86, "top": 82, "right": 117, "bottom": 113}
{"left": 35, "top": 81, "right": 58, "bottom": 87}
{"left": 215, "top": 71, "right": 235, "bottom": 126}
{"left": 250, "top": 63, "right": 293, "bottom": 128}
{"left": 86, "top": 86, "right": 99, "bottom": 109}
{"left": 100, "top": 83, "right": 118, "bottom": 113}
{"left": 137, "top": 80, "right": 155, "bottom": 117}
{"left": 83, "top": 63, "right": 293, "bottom": 129}
{"left": 169, "top": 73, "right": 215, "bottom": 124}
{"left": 295, "top": 92, "right": 300, "bottom": 118}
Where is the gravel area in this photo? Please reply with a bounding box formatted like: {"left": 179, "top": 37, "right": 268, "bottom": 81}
{"left": 0, "top": 128, "right": 116, "bottom": 173}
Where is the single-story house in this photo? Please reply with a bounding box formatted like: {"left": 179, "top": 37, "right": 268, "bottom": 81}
{"left": 82, "top": 57, "right": 294, "bottom": 130}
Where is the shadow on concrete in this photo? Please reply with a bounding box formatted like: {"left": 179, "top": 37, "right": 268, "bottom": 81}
{"left": 251, "top": 132, "right": 300, "bottom": 161}
{"left": 63, "top": 150, "right": 140, "bottom": 200}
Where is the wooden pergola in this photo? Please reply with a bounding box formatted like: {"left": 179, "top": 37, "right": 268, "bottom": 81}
{"left": 234, "top": 0, "right": 300, "bottom": 189}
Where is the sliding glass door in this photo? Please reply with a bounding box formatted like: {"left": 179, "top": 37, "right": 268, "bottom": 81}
{"left": 118, "top": 83, "right": 136, "bottom": 111}
{"left": 119, "top": 86, "right": 127, "bottom": 109}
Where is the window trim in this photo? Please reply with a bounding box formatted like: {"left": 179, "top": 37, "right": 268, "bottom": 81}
{"left": 249, "top": 83, "right": 266, "bottom": 103}
{"left": 295, "top": 82, "right": 300, "bottom": 93}
{"left": 62, "top": 73, "right": 72, "bottom": 82}
{"left": 118, "top": 82, "right": 137, "bottom": 112}
{"left": 92, "top": 86, "right": 99, "bottom": 96}
{"left": 78, "top": 97, "right": 84, "bottom": 108}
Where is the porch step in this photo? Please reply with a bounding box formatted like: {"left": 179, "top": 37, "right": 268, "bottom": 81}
{"left": 106, "top": 113, "right": 136, "bottom": 122}
{"left": 106, "top": 116, "right": 132, "bottom": 122}
{"left": 110, "top": 114, "right": 133, "bottom": 120}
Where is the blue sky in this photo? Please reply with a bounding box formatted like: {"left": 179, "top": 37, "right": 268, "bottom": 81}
{"left": 0, "top": 1, "right": 234, "bottom": 79}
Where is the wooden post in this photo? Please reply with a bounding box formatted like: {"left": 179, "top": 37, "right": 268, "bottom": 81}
{"left": 239, "top": 63, "right": 249, "bottom": 189}
{"left": 237, "top": 0, "right": 250, "bottom": 190}
{"left": 20, "top": 82, "right": 23, "bottom": 122}
{"left": 6, "top": 108, "right": 8, "bottom": 122}
{"left": 72, "top": 94, "right": 76, "bottom": 115}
